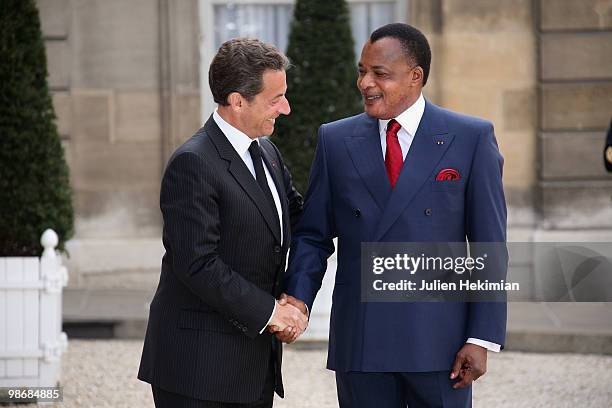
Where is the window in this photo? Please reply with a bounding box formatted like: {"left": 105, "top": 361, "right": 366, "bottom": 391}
{"left": 213, "top": 4, "right": 294, "bottom": 52}
{"left": 199, "top": 0, "right": 407, "bottom": 120}
{"left": 349, "top": 2, "right": 395, "bottom": 58}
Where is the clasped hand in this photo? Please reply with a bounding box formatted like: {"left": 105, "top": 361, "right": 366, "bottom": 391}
{"left": 268, "top": 293, "right": 308, "bottom": 343}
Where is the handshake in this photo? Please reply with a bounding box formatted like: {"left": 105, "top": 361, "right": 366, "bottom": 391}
{"left": 268, "top": 293, "right": 309, "bottom": 343}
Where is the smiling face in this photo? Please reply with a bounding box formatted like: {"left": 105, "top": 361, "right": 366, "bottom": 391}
{"left": 357, "top": 37, "right": 423, "bottom": 120}
{"left": 239, "top": 69, "right": 290, "bottom": 138}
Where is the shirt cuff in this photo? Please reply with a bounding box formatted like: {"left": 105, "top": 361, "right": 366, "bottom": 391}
{"left": 259, "top": 301, "right": 276, "bottom": 334}
{"left": 466, "top": 338, "right": 501, "bottom": 352}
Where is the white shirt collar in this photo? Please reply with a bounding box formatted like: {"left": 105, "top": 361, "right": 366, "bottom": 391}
{"left": 213, "top": 109, "right": 258, "bottom": 158}
{"left": 378, "top": 93, "right": 425, "bottom": 136}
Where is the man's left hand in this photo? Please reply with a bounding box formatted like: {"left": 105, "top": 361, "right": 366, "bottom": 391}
{"left": 450, "top": 343, "right": 487, "bottom": 389}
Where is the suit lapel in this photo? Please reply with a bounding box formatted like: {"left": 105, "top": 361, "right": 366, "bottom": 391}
{"left": 205, "top": 117, "right": 281, "bottom": 243}
{"left": 344, "top": 114, "right": 392, "bottom": 211}
{"left": 373, "top": 101, "right": 455, "bottom": 241}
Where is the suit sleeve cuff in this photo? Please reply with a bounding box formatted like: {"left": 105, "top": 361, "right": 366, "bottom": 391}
{"left": 467, "top": 337, "right": 501, "bottom": 352}
{"left": 259, "top": 301, "right": 276, "bottom": 334}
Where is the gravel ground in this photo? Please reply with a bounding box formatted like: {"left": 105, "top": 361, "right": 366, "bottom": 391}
{"left": 8, "top": 339, "right": 612, "bottom": 407}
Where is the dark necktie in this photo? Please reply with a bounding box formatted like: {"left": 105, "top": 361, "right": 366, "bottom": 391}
{"left": 248, "top": 141, "right": 278, "bottom": 219}
{"left": 385, "top": 119, "right": 403, "bottom": 188}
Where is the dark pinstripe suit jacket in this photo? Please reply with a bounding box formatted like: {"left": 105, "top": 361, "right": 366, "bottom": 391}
{"left": 138, "top": 116, "right": 303, "bottom": 403}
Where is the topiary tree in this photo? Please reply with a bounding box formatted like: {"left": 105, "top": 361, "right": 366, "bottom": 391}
{"left": 0, "top": 0, "right": 74, "bottom": 256}
{"left": 274, "top": 0, "right": 362, "bottom": 193}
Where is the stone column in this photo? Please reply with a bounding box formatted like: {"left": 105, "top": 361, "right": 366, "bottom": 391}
{"left": 538, "top": 0, "right": 612, "bottom": 231}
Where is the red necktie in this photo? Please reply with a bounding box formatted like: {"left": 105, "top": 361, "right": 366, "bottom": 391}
{"left": 385, "top": 119, "right": 403, "bottom": 188}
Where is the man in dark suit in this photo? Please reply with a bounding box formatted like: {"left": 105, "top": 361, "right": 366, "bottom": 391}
{"left": 138, "top": 38, "right": 306, "bottom": 408}
{"left": 604, "top": 118, "right": 612, "bottom": 172}
{"left": 280, "top": 24, "right": 507, "bottom": 407}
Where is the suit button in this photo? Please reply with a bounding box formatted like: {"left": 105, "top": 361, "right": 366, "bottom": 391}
{"left": 425, "top": 208, "right": 432, "bottom": 216}
{"left": 274, "top": 246, "right": 281, "bottom": 253}
{"left": 354, "top": 208, "right": 361, "bottom": 218}
{"left": 242, "top": 327, "right": 248, "bottom": 333}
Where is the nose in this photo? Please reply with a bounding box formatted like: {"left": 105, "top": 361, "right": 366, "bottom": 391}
{"left": 279, "top": 96, "right": 290, "bottom": 116}
{"left": 357, "top": 72, "right": 373, "bottom": 92}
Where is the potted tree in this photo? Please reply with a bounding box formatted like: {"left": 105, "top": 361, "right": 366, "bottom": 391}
{"left": 0, "top": 0, "right": 73, "bottom": 389}
{"left": 273, "top": 0, "right": 362, "bottom": 192}
{"left": 273, "top": 0, "right": 362, "bottom": 339}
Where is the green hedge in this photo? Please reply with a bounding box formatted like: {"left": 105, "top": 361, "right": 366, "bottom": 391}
{"left": 0, "top": 0, "right": 74, "bottom": 256}
{"left": 274, "top": 0, "right": 362, "bottom": 193}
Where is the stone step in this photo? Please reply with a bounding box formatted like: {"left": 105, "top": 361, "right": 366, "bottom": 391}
{"left": 63, "top": 288, "right": 612, "bottom": 354}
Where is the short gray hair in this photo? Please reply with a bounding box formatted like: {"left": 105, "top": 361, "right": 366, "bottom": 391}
{"left": 209, "top": 38, "right": 290, "bottom": 106}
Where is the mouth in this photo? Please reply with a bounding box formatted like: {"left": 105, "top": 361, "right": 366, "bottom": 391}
{"left": 363, "top": 94, "right": 382, "bottom": 104}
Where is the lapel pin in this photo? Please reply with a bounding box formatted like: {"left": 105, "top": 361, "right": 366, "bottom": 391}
{"left": 436, "top": 140, "right": 444, "bottom": 145}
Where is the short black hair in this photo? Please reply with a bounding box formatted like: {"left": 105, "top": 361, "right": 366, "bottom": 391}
{"left": 209, "top": 38, "right": 290, "bottom": 106}
{"left": 370, "top": 23, "right": 431, "bottom": 86}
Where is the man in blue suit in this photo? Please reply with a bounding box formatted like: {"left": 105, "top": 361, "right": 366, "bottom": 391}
{"left": 278, "top": 24, "right": 507, "bottom": 407}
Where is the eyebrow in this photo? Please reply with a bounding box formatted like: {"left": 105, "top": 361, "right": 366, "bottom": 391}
{"left": 357, "top": 63, "right": 388, "bottom": 70}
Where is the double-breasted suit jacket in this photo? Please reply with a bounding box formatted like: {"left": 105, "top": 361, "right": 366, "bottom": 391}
{"left": 285, "top": 100, "right": 507, "bottom": 373}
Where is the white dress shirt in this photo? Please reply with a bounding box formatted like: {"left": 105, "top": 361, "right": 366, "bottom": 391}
{"left": 213, "top": 109, "right": 282, "bottom": 333}
{"left": 377, "top": 94, "right": 501, "bottom": 353}
{"left": 378, "top": 92, "right": 426, "bottom": 160}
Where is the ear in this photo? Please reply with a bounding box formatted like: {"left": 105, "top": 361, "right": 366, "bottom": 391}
{"left": 227, "top": 92, "right": 243, "bottom": 111}
{"left": 411, "top": 67, "right": 424, "bottom": 86}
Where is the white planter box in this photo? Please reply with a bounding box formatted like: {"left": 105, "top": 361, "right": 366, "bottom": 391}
{"left": 0, "top": 229, "right": 68, "bottom": 387}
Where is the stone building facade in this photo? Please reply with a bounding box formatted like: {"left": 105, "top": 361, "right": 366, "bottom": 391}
{"left": 36, "top": 0, "right": 612, "bottom": 329}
